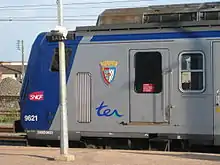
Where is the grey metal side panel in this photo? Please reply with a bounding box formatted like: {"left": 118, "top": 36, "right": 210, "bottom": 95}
{"left": 76, "top": 72, "right": 92, "bottom": 123}
{"left": 170, "top": 39, "right": 213, "bottom": 135}
{"left": 66, "top": 41, "right": 130, "bottom": 133}
{"left": 212, "top": 41, "right": 220, "bottom": 145}
{"left": 49, "top": 34, "right": 214, "bottom": 140}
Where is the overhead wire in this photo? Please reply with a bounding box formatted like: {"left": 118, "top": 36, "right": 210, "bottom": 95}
{"left": 0, "top": 18, "right": 97, "bottom": 22}
{"left": 0, "top": 0, "right": 152, "bottom": 9}
{"left": 0, "top": 0, "right": 153, "bottom": 22}
{"left": 0, "top": 5, "right": 143, "bottom": 11}
{"left": 0, "top": 15, "right": 98, "bottom": 18}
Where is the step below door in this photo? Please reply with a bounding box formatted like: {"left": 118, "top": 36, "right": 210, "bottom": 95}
{"left": 129, "top": 49, "right": 171, "bottom": 123}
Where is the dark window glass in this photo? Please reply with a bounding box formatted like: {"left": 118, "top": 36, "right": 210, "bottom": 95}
{"left": 50, "top": 47, "right": 72, "bottom": 72}
{"left": 181, "top": 53, "right": 203, "bottom": 70}
{"left": 134, "top": 51, "right": 162, "bottom": 93}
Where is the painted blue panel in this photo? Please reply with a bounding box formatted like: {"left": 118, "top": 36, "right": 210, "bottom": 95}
{"left": 20, "top": 33, "right": 82, "bottom": 130}
{"left": 20, "top": 32, "right": 46, "bottom": 101}
{"left": 90, "top": 30, "right": 220, "bottom": 42}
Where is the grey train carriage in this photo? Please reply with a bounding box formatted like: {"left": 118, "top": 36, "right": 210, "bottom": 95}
{"left": 18, "top": 1, "right": 220, "bottom": 150}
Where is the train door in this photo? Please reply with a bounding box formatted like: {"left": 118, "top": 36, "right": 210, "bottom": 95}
{"left": 129, "top": 49, "right": 171, "bottom": 123}
{"left": 213, "top": 41, "right": 220, "bottom": 145}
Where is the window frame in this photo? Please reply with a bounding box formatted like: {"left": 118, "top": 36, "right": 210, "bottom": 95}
{"left": 178, "top": 51, "right": 206, "bottom": 93}
{"left": 134, "top": 51, "right": 163, "bottom": 94}
{"left": 49, "top": 46, "right": 72, "bottom": 72}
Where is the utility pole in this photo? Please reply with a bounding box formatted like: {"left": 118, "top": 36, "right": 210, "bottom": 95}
{"left": 46, "top": 0, "right": 75, "bottom": 161}
{"left": 56, "top": 0, "right": 69, "bottom": 156}
{"left": 16, "top": 40, "right": 25, "bottom": 82}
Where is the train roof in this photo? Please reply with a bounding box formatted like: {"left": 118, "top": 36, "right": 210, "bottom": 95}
{"left": 76, "top": 1, "right": 220, "bottom": 32}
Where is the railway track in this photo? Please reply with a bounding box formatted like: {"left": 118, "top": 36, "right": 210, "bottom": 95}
{"left": 0, "top": 126, "right": 14, "bottom": 133}
{"left": 0, "top": 133, "right": 27, "bottom": 146}
{"left": 0, "top": 124, "right": 27, "bottom": 146}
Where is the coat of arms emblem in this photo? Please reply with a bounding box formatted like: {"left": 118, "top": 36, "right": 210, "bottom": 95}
{"left": 99, "top": 60, "right": 118, "bottom": 86}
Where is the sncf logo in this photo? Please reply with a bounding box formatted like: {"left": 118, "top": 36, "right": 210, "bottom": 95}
{"left": 29, "top": 91, "right": 44, "bottom": 101}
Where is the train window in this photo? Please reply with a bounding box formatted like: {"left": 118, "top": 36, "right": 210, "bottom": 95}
{"left": 179, "top": 51, "right": 205, "bottom": 93}
{"left": 134, "top": 51, "right": 162, "bottom": 93}
{"left": 50, "top": 47, "right": 72, "bottom": 72}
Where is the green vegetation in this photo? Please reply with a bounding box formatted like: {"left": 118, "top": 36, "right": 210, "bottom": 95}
{"left": 0, "top": 109, "right": 20, "bottom": 124}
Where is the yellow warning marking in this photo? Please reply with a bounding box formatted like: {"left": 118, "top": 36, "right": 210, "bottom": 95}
{"left": 216, "top": 106, "right": 220, "bottom": 112}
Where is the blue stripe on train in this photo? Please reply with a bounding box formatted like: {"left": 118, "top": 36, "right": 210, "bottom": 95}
{"left": 90, "top": 30, "right": 220, "bottom": 42}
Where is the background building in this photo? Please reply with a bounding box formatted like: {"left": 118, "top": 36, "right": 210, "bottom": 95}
{"left": 0, "top": 61, "right": 27, "bottom": 83}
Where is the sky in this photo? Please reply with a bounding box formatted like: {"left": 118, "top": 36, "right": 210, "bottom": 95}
{"left": 0, "top": 0, "right": 217, "bottom": 62}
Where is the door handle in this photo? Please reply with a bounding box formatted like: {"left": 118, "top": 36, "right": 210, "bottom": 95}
{"left": 216, "top": 90, "right": 220, "bottom": 106}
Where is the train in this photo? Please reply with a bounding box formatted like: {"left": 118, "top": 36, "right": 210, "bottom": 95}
{"left": 17, "top": 1, "right": 220, "bottom": 150}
